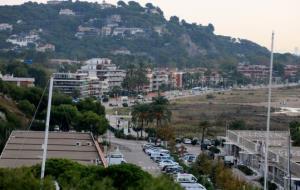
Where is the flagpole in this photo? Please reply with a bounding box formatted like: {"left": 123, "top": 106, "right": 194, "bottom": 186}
{"left": 41, "top": 77, "right": 54, "bottom": 180}
{"left": 264, "top": 32, "right": 275, "bottom": 190}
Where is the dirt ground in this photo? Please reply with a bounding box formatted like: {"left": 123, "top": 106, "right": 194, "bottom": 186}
{"left": 170, "top": 86, "right": 300, "bottom": 137}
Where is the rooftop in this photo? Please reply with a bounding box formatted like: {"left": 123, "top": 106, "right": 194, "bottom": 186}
{"left": 0, "top": 130, "right": 106, "bottom": 168}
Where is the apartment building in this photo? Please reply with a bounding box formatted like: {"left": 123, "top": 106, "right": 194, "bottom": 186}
{"left": 53, "top": 72, "right": 89, "bottom": 98}
{"left": 80, "top": 58, "right": 126, "bottom": 92}
{"left": 224, "top": 130, "right": 300, "bottom": 190}
{"left": 0, "top": 73, "right": 35, "bottom": 87}
{"left": 237, "top": 64, "right": 269, "bottom": 80}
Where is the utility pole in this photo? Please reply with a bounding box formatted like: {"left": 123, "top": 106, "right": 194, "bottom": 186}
{"left": 288, "top": 129, "right": 292, "bottom": 190}
{"left": 264, "top": 32, "right": 275, "bottom": 190}
{"left": 41, "top": 77, "right": 54, "bottom": 180}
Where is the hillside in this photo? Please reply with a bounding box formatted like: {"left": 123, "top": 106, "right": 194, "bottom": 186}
{"left": 0, "top": 1, "right": 299, "bottom": 68}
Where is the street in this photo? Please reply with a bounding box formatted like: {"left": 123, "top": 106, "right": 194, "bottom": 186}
{"left": 107, "top": 131, "right": 161, "bottom": 175}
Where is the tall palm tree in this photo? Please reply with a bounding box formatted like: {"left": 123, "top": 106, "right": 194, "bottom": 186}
{"left": 199, "top": 120, "right": 211, "bottom": 144}
{"left": 151, "top": 96, "right": 171, "bottom": 127}
{"left": 131, "top": 103, "right": 151, "bottom": 137}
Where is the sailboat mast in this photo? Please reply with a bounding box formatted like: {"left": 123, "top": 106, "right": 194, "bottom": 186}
{"left": 264, "top": 32, "right": 275, "bottom": 190}
{"left": 41, "top": 77, "right": 54, "bottom": 179}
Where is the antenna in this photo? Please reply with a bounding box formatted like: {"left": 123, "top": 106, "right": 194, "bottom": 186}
{"left": 40, "top": 77, "right": 54, "bottom": 180}
{"left": 264, "top": 32, "right": 275, "bottom": 190}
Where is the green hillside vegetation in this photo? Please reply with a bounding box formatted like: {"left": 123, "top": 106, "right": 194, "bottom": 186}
{"left": 0, "top": 159, "right": 182, "bottom": 190}
{"left": 0, "top": 1, "right": 299, "bottom": 69}
{"left": 0, "top": 62, "right": 109, "bottom": 153}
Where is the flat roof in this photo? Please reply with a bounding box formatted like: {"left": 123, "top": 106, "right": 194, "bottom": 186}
{"left": 0, "top": 130, "right": 103, "bottom": 168}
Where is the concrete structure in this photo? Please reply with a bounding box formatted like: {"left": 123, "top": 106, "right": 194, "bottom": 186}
{"left": 112, "top": 27, "right": 144, "bottom": 36}
{"left": 36, "top": 43, "right": 55, "bottom": 52}
{"left": 79, "top": 58, "right": 126, "bottom": 94}
{"left": 0, "top": 23, "right": 13, "bottom": 31}
{"left": 284, "top": 65, "right": 300, "bottom": 79}
{"left": 49, "top": 59, "right": 81, "bottom": 65}
{"left": 59, "top": 9, "right": 75, "bottom": 16}
{"left": 0, "top": 130, "right": 106, "bottom": 168}
{"left": 144, "top": 70, "right": 169, "bottom": 92}
{"left": 224, "top": 130, "right": 300, "bottom": 190}
{"left": 237, "top": 64, "right": 269, "bottom": 80}
{"left": 0, "top": 73, "right": 35, "bottom": 87}
{"left": 53, "top": 72, "right": 89, "bottom": 98}
{"left": 170, "top": 71, "right": 184, "bottom": 89}
{"left": 6, "top": 34, "right": 40, "bottom": 47}
{"left": 47, "top": 0, "right": 69, "bottom": 5}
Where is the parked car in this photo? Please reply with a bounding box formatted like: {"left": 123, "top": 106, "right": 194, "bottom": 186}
{"left": 181, "top": 154, "right": 197, "bottom": 164}
{"left": 183, "top": 138, "right": 192, "bottom": 144}
{"left": 107, "top": 149, "right": 126, "bottom": 165}
{"left": 164, "top": 165, "right": 183, "bottom": 174}
{"left": 180, "top": 182, "right": 207, "bottom": 190}
{"left": 158, "top": 160, "right": 178, "bottom": 169}
{"left": 174, "top": 173, "right": 197, "bottom": 183}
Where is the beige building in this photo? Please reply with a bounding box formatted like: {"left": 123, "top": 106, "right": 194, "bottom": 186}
{"left": 224, "top": 130, "right": 300, "bottom": 190}
{"left": 0, "top": 130, "right": 107, "bottom": 168}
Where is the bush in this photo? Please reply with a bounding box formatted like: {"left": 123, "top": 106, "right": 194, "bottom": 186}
{"left": 237, "top": 165, "right": 254, "bottom": 176}
{"left": 18, "top": 100, "right": 35, "bottom": 117}
{"left": 208, "top": 146, "right": 220, "bottom": 154}
{"left": 206, "top": 94, "right": 215, "bottom": 99}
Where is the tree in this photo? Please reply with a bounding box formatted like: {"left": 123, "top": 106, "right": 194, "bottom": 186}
{"left": 76, "top": 111, "right": 108, "bottom": 136}
{"left": 51, "top": 104, "right": 80, "bottom": 131}
{"left": 76, "top": 98, "right": 105, "bottom": 116}
{"left": 199, "top": 121, "right": 211, "bottom": 144}
{"left": 17, "top": 100, "right": 35, "bottom": 117}
{"left": 131, "top": 103, "right": 151, "bottom": 137}
{"left": 229, "top": 120, "right": 246, "bottom": 130}
{"left": 151, "top": 96, "right": 171, "bottom": 127}
{"left": 122, "top": 63, "right": 149, "bottom": 94}
{"left": 289, "top": 121, "right": 300, "bottom": 146}
{"left": 117, "top": 1, "right": 126, "bottom": 7}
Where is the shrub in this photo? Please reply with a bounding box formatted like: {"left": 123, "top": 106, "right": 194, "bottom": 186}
{"left": 18, "top": 100, "right": 35, "bottom": 117}
{"left": 237, "top": 165, "right": 254, "bottom": 176}
{"left": 206, "top": 94, "right": 215, "bottom": 99}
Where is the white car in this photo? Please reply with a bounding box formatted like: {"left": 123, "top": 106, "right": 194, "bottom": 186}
{"left": 183, "top": 138, "right": 192, "bottom": 144}
{"left": 180, "top": 183, "right": 207, "bottom": 190}
{"left": 107, "top": 149, "right": 126, "bottom": 165}
{"left": 158, "top": 160, "right": 178, "bottom": 169}
{"left": 174, "top": 173, "right": 197, "bottom": 183}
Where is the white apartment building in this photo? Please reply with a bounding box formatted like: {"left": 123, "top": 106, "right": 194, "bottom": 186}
{"left": 0, "top": 23, "right": 13, "bottom": 31}
{"left": 6, "top": 34, "right": 39, "bottom": 47}
{"left": 144, "top": 70, "right": 169, "bottom": 92}
{"left": 79, "top": 58, "right": 126, "bottom": 96}
{"left": 0, "top": 73, "right": 35, "bottom": 87}
{"left": 53, "top": 72, "right": 89, "bottom": 98}
{"left": 59, "top": 9, "right": 75, "bottom": 16}
{"left": 224, "top": 130, "right": 300, "bottom": 190}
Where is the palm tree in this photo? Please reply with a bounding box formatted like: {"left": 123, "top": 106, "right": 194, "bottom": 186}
{"left": 199, "top": 121, "right": 211, "bottom": 145}
{"left": 131, "top": 103, "right": 151, "bottom": 137}
{"left": 151, "top": 96, "right": 171, "bottom": 127}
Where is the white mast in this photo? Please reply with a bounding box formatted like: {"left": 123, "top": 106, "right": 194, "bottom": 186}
{"left": 264, "top": 32, "right": 275, "bottom": 190}
{"left": 41, "top": 77, "right": 54, "bottom": 179}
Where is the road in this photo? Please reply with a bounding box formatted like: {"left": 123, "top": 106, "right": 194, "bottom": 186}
{"left": 107, "top": 131, "right": 161, "bottom": 175}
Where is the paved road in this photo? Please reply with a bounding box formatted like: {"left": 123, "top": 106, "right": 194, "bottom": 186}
{"left": 107, "top": 131, "right": 160, "bottom": 176}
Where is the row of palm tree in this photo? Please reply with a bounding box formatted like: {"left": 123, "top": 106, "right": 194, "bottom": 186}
{"left": 131, "top": 96, "right": 172, "bottom": 137}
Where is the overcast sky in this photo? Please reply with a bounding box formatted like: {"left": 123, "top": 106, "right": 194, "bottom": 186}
{"left": 1, "top": 0, "right": 299, "bottom": 54}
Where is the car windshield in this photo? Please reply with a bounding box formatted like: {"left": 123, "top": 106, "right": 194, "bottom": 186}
{"left": 111, "top": 155, "right": 122, "bottom": 158}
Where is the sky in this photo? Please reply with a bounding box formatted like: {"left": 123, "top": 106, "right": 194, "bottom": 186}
{"left": 1, "top": 0, "right": 299, "bottom": 54}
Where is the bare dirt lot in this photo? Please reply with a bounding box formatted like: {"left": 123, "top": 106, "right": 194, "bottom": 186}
{"left": 170, "top": 86, "right": 300, "bottom": 137}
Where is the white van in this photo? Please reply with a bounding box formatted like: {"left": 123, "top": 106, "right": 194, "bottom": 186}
{"left": 174, "top": 173, "right": 198, "bottom": 183}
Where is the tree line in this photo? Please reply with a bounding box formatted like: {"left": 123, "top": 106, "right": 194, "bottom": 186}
{"left": 0, "top": 79, "right": 109, "bottom": 153}
{"left": 0, "top": 158, "right": 182, "bottom": 190}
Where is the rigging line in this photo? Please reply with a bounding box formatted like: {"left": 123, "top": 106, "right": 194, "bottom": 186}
{"left": 13, "top": 78, "right": 50, "bottom": 165}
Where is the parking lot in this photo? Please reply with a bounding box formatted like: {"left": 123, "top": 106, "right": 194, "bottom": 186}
{"left": 108, "top": 131, "right": 161, "bottom": 175}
